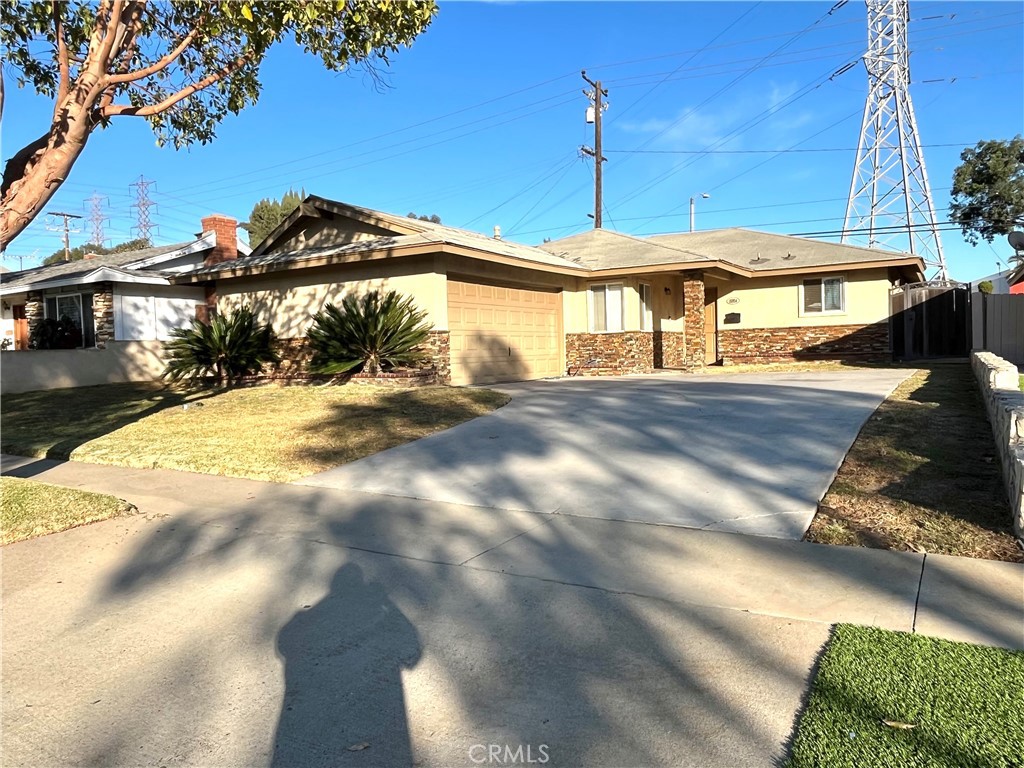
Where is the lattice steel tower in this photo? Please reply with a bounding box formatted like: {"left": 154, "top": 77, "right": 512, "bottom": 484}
{"left": 842, "top": 0, "right": 947, "bottom": 280}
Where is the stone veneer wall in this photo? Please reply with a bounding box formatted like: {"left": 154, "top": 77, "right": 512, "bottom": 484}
{"left": 717, "top": 322, "right": 891, "bottom": 363}
{"left": 566, "top": 332, "right": 654, "bottom": 375}
{"left": 270, "top": 329, "right": 451, "bottom": 384}
{"left": 681, "top": 272, "right": 706, "bottom": 369}
{"left": 971, "top": 351, "right": 1024, "bottom": 536}
{"left": 653, "top": 331, "right": 688, "bottom": 369}
{"left": 92, "top": 282, "right": 114, "bottom": 348}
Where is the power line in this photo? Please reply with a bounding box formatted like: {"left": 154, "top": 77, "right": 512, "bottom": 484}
{"left": 605, "top": 141, "right": 975, "bottom": 155}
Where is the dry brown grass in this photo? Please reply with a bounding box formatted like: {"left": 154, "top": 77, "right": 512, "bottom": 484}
{"left": 1, "top": 477, "right": 137, "bottom": 545}
{"left": 805, "top": 363, "right": 1022, "bottom": 562}
{"left": 2, "top": 383, "right": 509, "bottom": 482}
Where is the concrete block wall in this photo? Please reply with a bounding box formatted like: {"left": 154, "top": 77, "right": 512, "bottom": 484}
{"left": 971, "top": 351, "right": 1024, "bottom": 537}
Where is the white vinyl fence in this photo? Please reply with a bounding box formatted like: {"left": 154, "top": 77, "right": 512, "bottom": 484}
{"left": 972, "top": 292, "right": 1024, "bottom": 364}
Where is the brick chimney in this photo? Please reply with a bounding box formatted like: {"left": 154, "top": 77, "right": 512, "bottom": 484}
{"left": 201, "top": 214, "right": 239, "bottom": 267}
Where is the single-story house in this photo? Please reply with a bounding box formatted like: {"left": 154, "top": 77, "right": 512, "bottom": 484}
{"left": 168, "top": 195, "right": 925, "bottom": 385}
{"left": 0, "top": 215, "right": 248, "bottom": 351}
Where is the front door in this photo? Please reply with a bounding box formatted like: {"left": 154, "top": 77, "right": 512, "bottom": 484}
{"left": 704, "top": 287, "right": 718, "bottom": 364}
{"left": 13, "top": 304, "right": 28, "bottom": 350}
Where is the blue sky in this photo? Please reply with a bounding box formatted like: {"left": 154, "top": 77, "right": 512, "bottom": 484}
{"left": 4, "top": 1, "right": 1022, "bottom": 280}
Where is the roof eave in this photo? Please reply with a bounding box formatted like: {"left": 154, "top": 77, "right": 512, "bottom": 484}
{"left": 0, "top": 267, "right": 173, "bottom": 296}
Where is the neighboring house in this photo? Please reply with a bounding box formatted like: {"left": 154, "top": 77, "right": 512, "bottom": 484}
{"left": 1008, "top": 262, "right": 1024, "bottom": 295}
{"left": 968, "top": 268, "right": 1012, "bottom": 294}
{"left": 170, "top": 196, "right": 924, "bottom": 385}
{"left": 0, "top": 216, "right": 247, "bottom": 352}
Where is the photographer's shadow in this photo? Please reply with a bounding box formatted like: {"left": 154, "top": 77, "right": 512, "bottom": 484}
{"left": 272, "top": 562, "right": 421, "bottom": 767}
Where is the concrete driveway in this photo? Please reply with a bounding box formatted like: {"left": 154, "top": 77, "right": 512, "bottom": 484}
{"left": 301, "top": 370, "right": 911, "bottom": 538}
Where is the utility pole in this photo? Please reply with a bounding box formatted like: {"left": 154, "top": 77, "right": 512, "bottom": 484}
{"left": 580, "top": 70, "right": 608, "bottom": 229}
{"left": 45, "top": 211, "right": 83, "bottom": 261}
{"left": 129, "top": 175, "right": 157, "bottom": 243}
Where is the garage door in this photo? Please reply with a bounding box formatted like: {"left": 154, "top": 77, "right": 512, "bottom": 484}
{"left": 448, "top": 280, "right": 563, "bottom": 385}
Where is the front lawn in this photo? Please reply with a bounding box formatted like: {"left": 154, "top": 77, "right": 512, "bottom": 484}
{"left": 805, "top": 364, "right": 1022, "bottom": 562}
{"left": 786, "top": 624, "right": 1024, "bottom": 768}
{"left": 0, "top": 383, "right": 509, "bottom": 482}
{"left": 1, "top": 477, "right": 137, "bottom": 545}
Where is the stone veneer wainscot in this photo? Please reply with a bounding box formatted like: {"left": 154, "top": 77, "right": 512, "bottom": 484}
{"left": 566, "top": 332, "right": 654, "bottom": 375}
{"left": 717, "top": 322, "right": 891, "bottom": 363}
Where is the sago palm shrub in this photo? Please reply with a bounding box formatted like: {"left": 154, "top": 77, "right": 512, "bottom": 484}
{"left": 306, "top": 290, "right": 432, "bottom": 376}
{"left": 163, "top": 305, "right": 279, "bottom": 387}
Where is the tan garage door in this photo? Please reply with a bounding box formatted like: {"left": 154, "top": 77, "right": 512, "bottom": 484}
{"left": 448, "top": 280, "right": 563, "bottom": 385}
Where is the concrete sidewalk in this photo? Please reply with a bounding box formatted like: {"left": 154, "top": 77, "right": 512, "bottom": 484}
{"left": 3, "top": 456, "right": 1023, "bottom": 767}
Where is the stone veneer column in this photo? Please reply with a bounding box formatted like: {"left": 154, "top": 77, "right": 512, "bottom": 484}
{"left": 423, "top": 331, "right": 451, "bottom": 384}
{"left": 681, "top": 271, "right": 706, "bottom": 369}
{"left": 92, "top": 282, "right": 115, "bottom": 348}
{"left": 25, "top": 291, "right": 44, "bottom": 344}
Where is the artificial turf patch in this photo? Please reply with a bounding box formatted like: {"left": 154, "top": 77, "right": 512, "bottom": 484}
{"left": 786, "top": 624, "right": 1024, "bottom": 768}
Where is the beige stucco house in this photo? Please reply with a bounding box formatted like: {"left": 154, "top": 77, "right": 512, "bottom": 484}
{"left": 173, "top": 195, "right": 925, "bottom": 385}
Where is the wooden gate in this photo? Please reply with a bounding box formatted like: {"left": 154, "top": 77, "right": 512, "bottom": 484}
{"left": 889, "top": 283, "right": 970, "bottom": 361}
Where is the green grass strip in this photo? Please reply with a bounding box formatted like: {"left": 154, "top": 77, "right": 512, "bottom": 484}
{"left": 786, "top": 624, "right": 1024, "bottom": 768}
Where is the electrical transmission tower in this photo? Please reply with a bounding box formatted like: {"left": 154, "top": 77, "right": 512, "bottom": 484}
{"left": 85, "top": 192, "right": 108, "bottom": 246}
{"left": 842, "top": 0, "right": 948, "bottom": 281}
{"left": 129, "top": 175, "right": 157, "bottom": 243}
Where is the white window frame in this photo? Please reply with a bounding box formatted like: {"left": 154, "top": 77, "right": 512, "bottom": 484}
{"left": 799, "top": 275, "right": 846, "bottom": 317}
{"left": 588, "top": 283, "right": 625, "bottom": 333}
{"left": 639, "top": 282, "right": 653, "bottom": 331}
{"left": 44, "top": 292, "right": 96, "bottom": 348}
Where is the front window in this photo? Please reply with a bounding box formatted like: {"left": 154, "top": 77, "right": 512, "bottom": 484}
{"left": 590, "top": 283, "right": 624, "bottom": 332}
{"left": 802, "top": 277, "right": 845, "bottom": 315}
{"left": 44, "top": 293, "right": 95, "bottom": 347}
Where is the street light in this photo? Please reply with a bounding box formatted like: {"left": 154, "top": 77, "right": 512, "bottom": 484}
{"left": 689, "top": 193, "right": 710, "bottom": 233}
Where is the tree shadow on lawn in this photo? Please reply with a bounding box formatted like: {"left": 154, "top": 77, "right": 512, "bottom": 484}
{"left": 879, "top": 366, "right": 1016, "bottom": 540}
{"left": 281, "top": 384, "right": 509, "bottom": 472}
{"left": 0, "top": 382, "right": 222, "bottom": 460}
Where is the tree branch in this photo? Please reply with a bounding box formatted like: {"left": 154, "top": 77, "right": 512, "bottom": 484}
{"left": 52, "top": 1, "right": 70, "bottom": 106}
{"left": 101, "top": 54, "right": 250, "bottom": 118}
{"left": 107, "top": 18, "right": 204, "bottom": 85}
{"left": 95, "top": 0, "right": 126, "bottom": 74}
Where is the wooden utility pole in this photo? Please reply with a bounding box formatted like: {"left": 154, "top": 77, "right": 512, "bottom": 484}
{"left": 581, "top": 70, "right": 608, "bottom": 228}
{"left": 45, "top": 211, "right": 82, "bottom": 261}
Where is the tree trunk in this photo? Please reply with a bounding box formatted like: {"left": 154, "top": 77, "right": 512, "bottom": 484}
{"left": 1, "top": 91, "right": 95, "bottom": 249}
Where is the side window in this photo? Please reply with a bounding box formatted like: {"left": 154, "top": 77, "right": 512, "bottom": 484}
{"left": 639, "top": 283, "right": 653, "bottom": 330}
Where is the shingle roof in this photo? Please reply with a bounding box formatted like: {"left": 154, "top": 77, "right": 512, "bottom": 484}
{"left": 538, "top": 229, "right": 710, "bottom": 269}
{"left": 0, "top": 242, "right": 193, "bottom": 290}
{"left": 190, "top": 219, "right": 586, "bottom": 277}
{"left": 646, "top": 228, "right": 917, "bottom": 271}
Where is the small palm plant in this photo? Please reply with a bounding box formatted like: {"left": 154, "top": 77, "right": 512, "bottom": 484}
{"left": 306, "top": 290, "right": 432, "bottom": 376}
{"left": 163, "top": 305, "right": 279, "bottom": 387}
